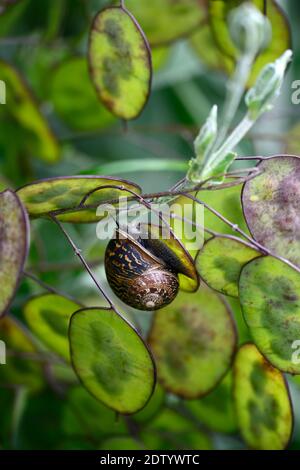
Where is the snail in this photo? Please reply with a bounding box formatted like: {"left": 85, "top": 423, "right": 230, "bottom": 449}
{"left": 105, "top": 227, "right": 199, "bottom": 311}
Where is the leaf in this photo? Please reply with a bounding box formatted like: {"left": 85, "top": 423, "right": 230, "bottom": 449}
{"left": 242, "top": 155, "right": 300, "bottom": 266}
{"left": 209, "top": 0, "right": 291, "bottom": 85}
{"left": 23, "top": 294, "right": 81, "bottom": 362}
{"left": 148, "top": 286, "right": 237, "bottom": 398}
{"left": 233, "top": 343, "right": 293, "bottom": 450}
{"left": 88, "top": 6, "right": 152, "bottom": 120}
{"left": 0, "top": 60, "right": 60, "bottom": 163}
{"left": 50, "top": 57, "right": 116, "bottom": 131}
{"left": 140, "top": 408, "right": 212, "bottom": 450}
{"left": 141, "top": 224, "right": 199, "bottom": 293}
{"left": 69, "top": 307, "right": 156, "bottom": 414}
{"left": 0, "top": 315, "right": 43, "bottom": 390}
{"left": 0, "top": 190, "right": 29, "bottom": 317}
{"left": 196, "top": 236, "right": 260, "bottom": 297}
{"left": 239, "top": 256, "right": 300, "bottom": 374}
{"left": 186, "top": 371, "right": 238, "bottom": 434}
{"left": 125, "top": 0, "right": 205, "bottom": 46}
{"left": 17, "top": 175, "right": 142, "bottom": 223}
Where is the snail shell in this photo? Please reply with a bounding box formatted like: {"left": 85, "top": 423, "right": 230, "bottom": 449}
{"left": 105, "top": 235, "right": 179, "bottom": 311}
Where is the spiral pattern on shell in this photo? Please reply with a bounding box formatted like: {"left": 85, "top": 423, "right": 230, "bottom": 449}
{"left": 105, "top": 236, "right": 179, "bottom": 311}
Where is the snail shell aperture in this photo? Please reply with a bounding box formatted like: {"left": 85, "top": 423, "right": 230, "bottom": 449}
{"left": 105, "top": 234, "right": 179, "bottom": 311}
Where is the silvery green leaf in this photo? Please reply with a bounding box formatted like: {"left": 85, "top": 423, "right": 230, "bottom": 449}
{"left": 245, "top": 50, "right": 292, "bottom": 120}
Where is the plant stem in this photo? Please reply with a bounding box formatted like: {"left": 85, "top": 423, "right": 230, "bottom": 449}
{"left": 11, "top": 387, "right": 28, "bottom": 449}
{"left": 185, "top": 193, "right": 300, "bottom": 274}
{"left": 218, "top": 113, "right": 254, "bottom": 155}
{"left": 50, "top": 216, "right": 117, "bottom": 312}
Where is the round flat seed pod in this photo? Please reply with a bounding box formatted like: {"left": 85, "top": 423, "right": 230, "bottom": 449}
{"left": 88, "top": 6, "right": 152, "bottom": 120}
{"left": 69, "top": 307, "right": 156, "bottom": 414}
{"left": 196, "top": 236, "right": 260, "bottom": 297}
{"left": 23, "top": 294, "right": 81, "bottom": 362}
{"left": 148, "top": 287, "right": 237, "bottom": 398}
{"left": 0, "top": 190, "right": 29, "bottom": 317}
{"left": 17, "top": 175, "right": 141, "bottom": 223}
{"left": 239, "top": 255, "right": 300, "bottom": 374}
{"left": 242, "top": 155, "right": 300, "bottom": 266}
{"left": 233, "top": 344, "right": 293, "bottom": 450}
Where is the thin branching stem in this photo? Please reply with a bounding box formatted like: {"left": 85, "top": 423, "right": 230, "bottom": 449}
{"left": 23, "top": 270, "right": 85, "bottom": 306}
{"left": 50, "top": 216, "right": 118, "bottom": 312}
{"left": 40, "top": 168, "right": 300, "bottom": 283}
